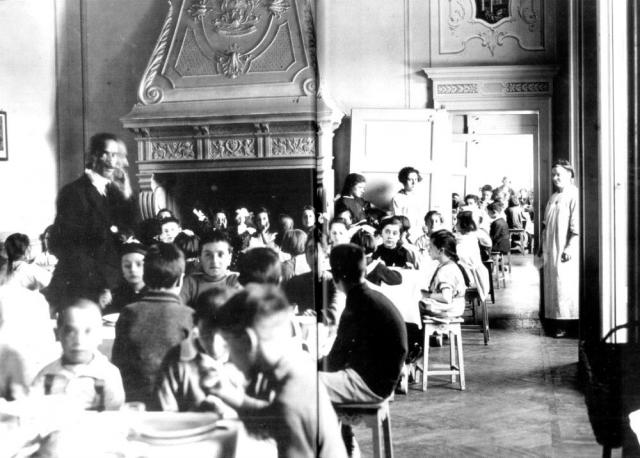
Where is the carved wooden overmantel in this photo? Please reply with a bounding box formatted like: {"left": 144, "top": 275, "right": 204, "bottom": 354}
{"left": 122, "top": 0, "right": 343, "bottom": 219}
{"left": 431, "top": 0, "right": 555, "bottom": 65}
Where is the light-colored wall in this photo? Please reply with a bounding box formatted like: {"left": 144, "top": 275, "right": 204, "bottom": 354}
{"left": 0, "top": 0, "right": 58, "bottom": 240}
{"left": 56, "top": 0, "right": 167, "bottom": 189}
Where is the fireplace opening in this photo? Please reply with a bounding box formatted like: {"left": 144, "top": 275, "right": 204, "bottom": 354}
{"left": 154, "top": 168, "right": 317, "bottom": 229}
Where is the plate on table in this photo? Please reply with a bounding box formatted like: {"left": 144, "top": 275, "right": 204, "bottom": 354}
{"left": 102, "top": 313, "right": 119, "bottom": 326}
{"left": 135, "top": 412, "right": 224, "bottom": 442}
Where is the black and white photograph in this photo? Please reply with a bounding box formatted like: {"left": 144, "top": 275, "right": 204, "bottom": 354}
{"left": 0, "top": 0, "right": 639, "bottom": 457}
{"left": 0, "top": 111, "right": 7, "bottom": 161}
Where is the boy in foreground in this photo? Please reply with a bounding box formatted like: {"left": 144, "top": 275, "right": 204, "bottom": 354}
{"left": 204, "top": 284, "right": 346, "bottom": 458}
{"left": 32, "top": 299, "right": 124, "bottom": 410}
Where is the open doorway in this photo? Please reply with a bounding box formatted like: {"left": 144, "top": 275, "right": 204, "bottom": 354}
{"left": 451, "top": 112, "right": 541, "bottom": 329}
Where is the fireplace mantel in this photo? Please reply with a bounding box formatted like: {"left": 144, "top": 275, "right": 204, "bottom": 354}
{"left": 122, "top": 0, "right": 342, "bottom": 219}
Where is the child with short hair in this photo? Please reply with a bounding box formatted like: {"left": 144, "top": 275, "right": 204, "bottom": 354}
{"left": 112, "top": 243, "right": 194, "bottom": 408}
{"left": 487, "top": 202, "right": 511, "bottom": 254}
{"left": 203, "top": 284, "right": 347, "bottom": 458}
{"left": 180, "top": 230, "right": 239, "bottom": 308}
{"left": 156, "top": 287, "right": 241, "bottom": 415}
{"left": 237, "top": 247, "right": 282, "bottom": 286}
{"left": 4, "top": 233, "right": 51, "bottom": 291}
{"left": 174, "top": 230, "right": 201, "bottom": 275}
{"left": 372, "top": 217, "right": 415, "bottom": 268}
{"left": 105, "top": 241, "right": 147, "bottom": 315}
{"left": 31, "top": 299, "right": 125, "bottom": 410}
{"left": 158, "top": 216, "right": 182, "bottom": 243}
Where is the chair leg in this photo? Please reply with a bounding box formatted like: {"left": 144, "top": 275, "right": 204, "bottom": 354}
{"left": 382, "top": 407, "right": 394, "bottom": 458}
{"left": 482, "top": 299, "right": 490, "bottom": 345}
{"left": 422, "top": 326, "right": 430, "bottom": 392}
{"left": 372, "top": 413, "right": 383, "bottom": 458}
{"left": 449, "top": 329, "right": 456, "bottom": 384}
{"left": 456, "top": 328, "right": 466, "bottom": 390}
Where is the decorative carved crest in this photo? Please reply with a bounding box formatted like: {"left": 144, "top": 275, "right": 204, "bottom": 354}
{"left": 151, "top": 141, "right": 195, "bottom": 160}
{"left": 208, "top": 138, "right": 256, "bottom": 159}
{"left": 212, "top": 0, "right": 261, "bottom": 36}
{"left": 438, "top": 0, "right": 546, "bottom": 59}
{"left": 271, "top": 137, "right": 315, "bottom": 156}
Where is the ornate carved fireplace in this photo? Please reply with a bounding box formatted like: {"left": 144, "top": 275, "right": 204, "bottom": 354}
{"left": 121, "top": 0, "right": 342, "bottom": 220}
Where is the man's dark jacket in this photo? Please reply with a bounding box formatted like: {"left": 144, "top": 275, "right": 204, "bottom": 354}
{"left": 47, "top": 174, "right": 137, "bottom": 307}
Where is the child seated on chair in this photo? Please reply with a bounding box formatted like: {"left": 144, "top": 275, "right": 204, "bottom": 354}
{"left": 180, "top": 230, "right": 240, "bottom": 308}
{"left": 202, "top": 284, "right": 347, "bottom": 457}
{"left": 31, "top": 299, "right": 125, "bottom": 410}
{"left": 156, "top": 287, "right": 241, "bottom": 416}
{"left": 420, "top": 230, "right": 467, "bottom": 319}
{"left": 105, "top": 241, "right": 147, "bottom": 315}
{"left": 372, "top": 216, "right": 416, "bottom": 268}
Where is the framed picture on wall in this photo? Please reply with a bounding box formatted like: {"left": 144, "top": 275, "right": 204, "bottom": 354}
{"left": 0, "top": 111, "right": 7, "bottom": 160}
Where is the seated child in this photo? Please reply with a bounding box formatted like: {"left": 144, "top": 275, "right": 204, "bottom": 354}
{"left": 158, "top": 216, "right": 182, "bottom": 243}
{"left": 180, "top": 230, "right": 240, "bottom": 308}
{"left": 202, "top": 284, "right": 347, "bottom": 458}
{"left": 31, "top": 299, "right": 124, "bottom": 410}
{"left": 174, "top": 231, "right": 201, "bottom": 275}
{"left": 248, "top": 208, "right": 277, "bottom": 249}
{"left": 420, "top": 230, "right": 468, "bottom": 319}
{"left": 33, "top": 225, "right": 58, "bottom": 273}
{"left": 4, "top": 233, "right": 51, "bottom": 291}
{"left": 328, "top": 217, "right": 350, "bottom": 248}
{"left": 487, "top": 202, "right": 511, "bottom": 254}
{"left": 112, "top": 243, "right": 194, "bottom": 408}
{"left": 105, "top": 241, "right": 146, "bottom": 315}
{"left": 350, "top": 229, "right": 402, "bottom": 286}
{"left": 372, "top": 217, "right": 415, "bottom": 268}
{"left": 237, "top": 247, "right": 282, "bottom": 286}
{"left": 156, "top": 287, "right": 241, "bottom": 416}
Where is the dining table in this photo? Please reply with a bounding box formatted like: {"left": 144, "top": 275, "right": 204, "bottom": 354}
{"left": 0, "top": 395, "right": 276, "bottom": 458}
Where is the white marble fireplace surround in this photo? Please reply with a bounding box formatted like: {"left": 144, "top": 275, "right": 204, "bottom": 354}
{"left": 121, "top": 0, "right": 342, "bottom": 220}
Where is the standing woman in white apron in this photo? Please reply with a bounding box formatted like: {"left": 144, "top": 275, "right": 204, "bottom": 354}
{"left": 539, "top": 160, "right": 579, "bottom": 338}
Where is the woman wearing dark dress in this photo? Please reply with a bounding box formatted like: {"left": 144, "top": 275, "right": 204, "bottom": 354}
{"left": 334, "top": 173, "right": 372, "bottom": 224}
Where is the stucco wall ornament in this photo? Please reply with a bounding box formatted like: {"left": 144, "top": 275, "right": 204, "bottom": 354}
{"left": 271, "top": 137, "right": 315, "bottom": 156}
{"left": 138, "top": 1, "right": 174, "bottom": 105}
{"left": 151, "top": 141, "right": 196, "bottom": 160}
{"left": 439, "top": 0, "right": 544, "bottom": 57}
{"left": 208, "top": 138, "right": 256, "bottom": 159}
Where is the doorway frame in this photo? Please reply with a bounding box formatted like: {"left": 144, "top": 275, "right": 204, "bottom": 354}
{"left": 424, "top": 65, "right": 557, "bottom": 318}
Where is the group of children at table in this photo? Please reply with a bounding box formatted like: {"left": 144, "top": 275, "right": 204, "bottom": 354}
{"left": 4, "top": 230, "right": 345, "bottom": 456}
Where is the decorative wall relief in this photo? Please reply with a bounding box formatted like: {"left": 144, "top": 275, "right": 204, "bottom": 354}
{"left": 151, "top": 141, "right": 196, "bottom": 160}
{"left": 138, "top": 1, "right": 174, "bottom": 105}
{"left": 271, "top": 136, "right": 315, "bottom": 156}
{"left": 433, "top": 0, "right": 553, "bottom": 64}
{"left": 208, "top": 138, "right": 256, "bottom": 159}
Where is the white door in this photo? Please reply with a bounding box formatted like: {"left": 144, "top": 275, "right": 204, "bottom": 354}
{"left": 350, "top": 108, "right": 453, "bottom": 227}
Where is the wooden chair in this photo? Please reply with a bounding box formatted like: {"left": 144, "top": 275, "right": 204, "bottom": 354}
{"left": 491, "top": 251, "right": 509, "bottom": 288}
{"left": 509, "top": 228, "right": 527, "bottom": 255}
{"left": 334, "top": 400, "right": 394, "bottom": 458}
{"left": 463, "top": 287, "right": 490, "bottom": 345}
{"left": 416, "top": 317, "right": 466, "bottom": 392}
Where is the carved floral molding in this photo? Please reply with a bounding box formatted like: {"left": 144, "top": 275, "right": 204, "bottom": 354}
{"left": 208, "top": 138, "right": 256, "bottom": 159}
{"left": 151, "top": 141, "right": 196, "bottom": 160}
{"left": 437, "top": 0, "right": 548, "bottom": 59}
{"left": 271, "top": 136, "right": 315, "bottom": 156}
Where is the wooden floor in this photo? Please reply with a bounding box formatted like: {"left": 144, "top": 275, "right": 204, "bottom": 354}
{"left": 354, "top": 254, "right": 603, "bottom": 457}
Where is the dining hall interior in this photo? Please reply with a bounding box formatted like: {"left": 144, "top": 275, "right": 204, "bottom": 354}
{"left": 1, "top": 0, "right": 640, "bottom": 457}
